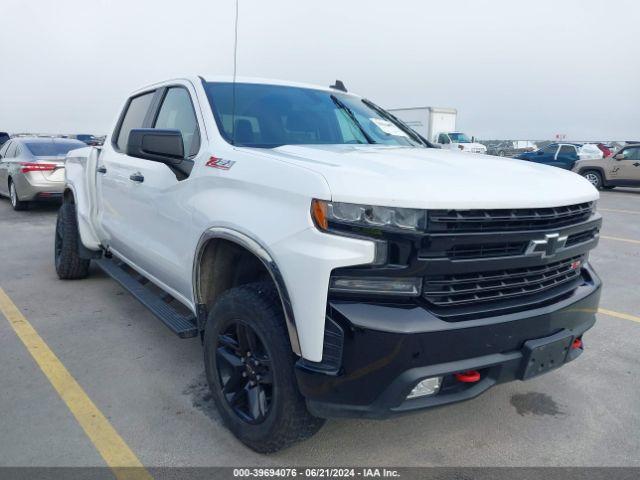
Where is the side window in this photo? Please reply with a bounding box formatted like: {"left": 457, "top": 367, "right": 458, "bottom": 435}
{"left": 115, "top": 92, "right": 155, "bottom": 152}
{"left": 0, "top": 141, "right": 10, "bottom": 159}
{"left": 559, "top": 145, "right": 577, "bottom": 157}
{"left": 622, "top": 147, "right": 640, "bottom": 160}
{"left": 542, "top": 144, "right": 558, "bottom": 155}
{"left": 438, "top": 133, "right": 449, "bottom": 144}
{"left": 5, "top": 142, "right": 18, "bottom": 158}
{"left": 153, "top": 88, "right": 201, "bottom": 157}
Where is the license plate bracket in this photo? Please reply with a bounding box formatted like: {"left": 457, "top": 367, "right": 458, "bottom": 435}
{"left": 521, "top": 330, "right": 573, "bottom": 380}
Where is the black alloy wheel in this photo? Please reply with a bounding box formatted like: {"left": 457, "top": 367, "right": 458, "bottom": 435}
{"left": 216, "top": 320, "right": 274, "bottom": 424}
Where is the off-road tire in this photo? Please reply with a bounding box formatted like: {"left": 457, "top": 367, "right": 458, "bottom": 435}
{"left": 581, "top": 170, "right": 603, "bottom": 190}
{"left": 55, "top": 199, "right": 90, "bottom": 279}
{"left": 204, "top": 282, "right": 325, "bottom": 453}
{"left": 9, "top": 180, "right": 29, "bottom": 211}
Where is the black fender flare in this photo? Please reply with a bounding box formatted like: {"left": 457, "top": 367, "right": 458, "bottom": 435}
{"left": 192, "top": 227, "right": 301, "bottom": 356}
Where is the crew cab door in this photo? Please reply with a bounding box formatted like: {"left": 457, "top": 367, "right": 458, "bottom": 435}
{"left": 610, "top": 146, "right": 640, "bottom": 185}
{"left": 555, "top": 145, "right": 579, "bottom": 169}
{"left": 98, "top": 84, "right": 204, "bottom": 304}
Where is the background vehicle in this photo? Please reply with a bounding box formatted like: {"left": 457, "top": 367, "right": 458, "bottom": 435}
{"left": 0, "top": 137, "right": 85, "bottom": 210}
{"left": 0, "top": 132, "right": 10, "bottom": 146}
{"left": 57, "top": 76, "right": 601, "bottom": 453}
{"left": 487, "top": 140, "right": 537, "bottom": 157}
{"left": 517, "top": 142, "right": 602, "bottom": 170}
{"left": 574, "top": 143, "right": 640, "bottom": 189}
{"left": 387, "top": 107, "right": 485, "bottom": 153}
{"left": 595, "top": 142, "right": 614, "bottom": 158}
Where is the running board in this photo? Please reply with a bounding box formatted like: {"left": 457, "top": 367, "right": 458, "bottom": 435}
{"left": 95, "top": 258, "right": 198, "bottom": 339}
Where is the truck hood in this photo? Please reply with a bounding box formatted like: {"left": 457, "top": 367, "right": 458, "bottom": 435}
{"left": 256, "top": 145, "right": 598, "bottom": 209}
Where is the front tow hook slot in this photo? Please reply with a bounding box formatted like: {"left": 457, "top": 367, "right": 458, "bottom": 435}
{"left": 454, "top": 370, "right": 481, "bottom": 383}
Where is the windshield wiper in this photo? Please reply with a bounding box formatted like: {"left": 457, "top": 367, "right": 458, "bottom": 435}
{"left": 362, "top": 99, "right": 434, "bottom": 148}
{"left": 330, "top": 95, "right": 376, "bottom": 144}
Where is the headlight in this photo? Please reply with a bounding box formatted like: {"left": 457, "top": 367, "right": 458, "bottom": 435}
{"left": 311, "top": 199, "right": 426, "bottom": 233}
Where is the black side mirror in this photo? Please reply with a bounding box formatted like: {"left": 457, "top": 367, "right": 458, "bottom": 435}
{"left": 126, "top": 129, "right": 184, "bottom": 165}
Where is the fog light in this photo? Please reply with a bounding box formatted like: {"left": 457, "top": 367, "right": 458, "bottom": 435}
{"left": 329, "top": 276, "right": 422, "bottom": 296}
{"left": 407, "top": 376, "right": 442, "bottom": 399}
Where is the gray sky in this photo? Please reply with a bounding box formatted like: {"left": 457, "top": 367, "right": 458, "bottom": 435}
{"left": 1, "top": 0, "right": 638, "bottom": 141}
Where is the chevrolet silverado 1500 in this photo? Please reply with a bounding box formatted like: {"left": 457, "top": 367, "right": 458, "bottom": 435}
{"left": 56, "top": 76, "right": 602, "bottom": 452}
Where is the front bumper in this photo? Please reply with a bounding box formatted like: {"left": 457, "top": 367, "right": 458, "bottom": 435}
{"left": 295, "top": 264, "right": 601, "bottom": 419}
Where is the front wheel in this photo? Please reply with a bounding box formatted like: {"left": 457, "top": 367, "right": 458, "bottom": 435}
{"left": 581, "top": 170, "right": 603, "bottom": 190}
{"left": 9, "top": 180, "right": 29, "bottom": 211}
{"left": 55, "top": 199, "right": 91, "bottom": 279}
{"left": 204, "top": 282, "right": 324, "bottom": 453}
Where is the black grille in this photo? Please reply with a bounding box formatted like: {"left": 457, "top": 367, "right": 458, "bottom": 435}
{"left": 428, "top": 202, "right": 594, "bottom": 233}
{"left": 448, "top": 242, "right": 527, "bottom": 259}
{"left": 423, "top": 256, "right": 584, "bottom": 307}
{"left": 566, "top": 228, "right": 598, "bottom": 247}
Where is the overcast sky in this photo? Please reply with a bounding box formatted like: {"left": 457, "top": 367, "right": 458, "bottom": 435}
{"left": 1, "top": 0, "right": 638, "bottom": 141}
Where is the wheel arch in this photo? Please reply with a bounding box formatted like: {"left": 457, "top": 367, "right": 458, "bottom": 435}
{"left": 193, "top": 227, "right": 301, "bottom": 356}
{"left": 577, "top": 166, "right": 608, "bottom": 186}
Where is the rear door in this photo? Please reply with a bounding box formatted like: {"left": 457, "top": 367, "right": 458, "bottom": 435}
{"left": 97, "top": 90, "right": 158, "bottom": 264}
{"left": 555, "top": 145, "right": 579, "bottom": 169}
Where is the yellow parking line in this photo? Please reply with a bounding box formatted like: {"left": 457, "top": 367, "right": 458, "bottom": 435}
{"left": 0, "top": 288, "right": 152, "bottom": 480}
{"left": 599, "top": 208, "right": 640, "bottom": 215}
{"left": 600, "top": 235, "right": 640, "bottom": 245}
{"left": 598, "top": 308, "right": 640, "bottom": 324}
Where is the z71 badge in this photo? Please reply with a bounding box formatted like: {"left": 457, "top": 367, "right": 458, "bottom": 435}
{"left": 206, "top": 156, "right": 236, "bottom": 170}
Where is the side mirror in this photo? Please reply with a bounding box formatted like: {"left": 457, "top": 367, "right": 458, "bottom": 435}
{"left": 537, "top": 150, "right": 544, "bottom": 155}
{"left": 614, "top": 153, "right": 625, "bottom": 160}
{"left": 126, "top": 129, "right": 184, "bottom": 165}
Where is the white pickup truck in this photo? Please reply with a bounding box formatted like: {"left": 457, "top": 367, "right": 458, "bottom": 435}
{"left": 57, "top": 76, "right": 602, "bottom": 452}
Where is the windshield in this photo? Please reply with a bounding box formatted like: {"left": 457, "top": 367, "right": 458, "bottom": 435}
{"left": 203, "top": 82, "right": 424, "bottom": 148}
{"left": 448, "top": 132, "right": 471, "bottom": 143}
{"left": 25, "top": 140, "right": 85, "bottom": 156}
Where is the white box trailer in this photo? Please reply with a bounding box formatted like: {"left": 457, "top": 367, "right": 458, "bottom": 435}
{"left": 389, "top": 106, "right": 486, "bottom": 154}
{"left": 388, "top": 107, "right": 457, "bottom": 143}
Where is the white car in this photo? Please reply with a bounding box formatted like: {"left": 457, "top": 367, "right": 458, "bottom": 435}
{"left": 58, "top": 75, "right": 602, "bottom": 452}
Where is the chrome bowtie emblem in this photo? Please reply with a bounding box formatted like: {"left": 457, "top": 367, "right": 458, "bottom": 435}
{"left": 526, "top": 233, "right": 568, "bottom": 258}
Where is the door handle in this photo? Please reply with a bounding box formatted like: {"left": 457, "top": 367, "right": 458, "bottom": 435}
{"left": 129, "top": 172, "right": 144, "bottom": 183}
{"left": 97, "top": 166, "right": 107, "bottom": 174}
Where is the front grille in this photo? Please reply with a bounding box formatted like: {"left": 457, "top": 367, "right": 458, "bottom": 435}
{"left": 423, "top": 256, "right": 583, "bottom": 307}
{"left": 428, "top": 202, "right": 594, "bottom": 233}
{"left": 448, "top": 241, "right": 526, "bottom": 259}
{"left": 566, "top": 228, "right": 598, "bottom": 247}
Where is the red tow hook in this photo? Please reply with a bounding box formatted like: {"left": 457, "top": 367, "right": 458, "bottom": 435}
{"left": 455, "top": 370, "right": 481, "bottom": 383}
{"left": 571, "top": 338, "right": 583, "bottom": 350}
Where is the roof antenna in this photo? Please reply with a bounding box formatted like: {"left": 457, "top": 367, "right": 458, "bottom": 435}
{"left": 330, "top": 79, "right": 347, "bottom": 92}
{"left": 231, "top": 0, "right": 240, "bottom": 145}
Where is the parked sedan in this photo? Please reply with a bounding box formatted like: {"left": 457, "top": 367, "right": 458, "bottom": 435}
{"left": 0, "top": 137, "right": 85, "bottom": 210}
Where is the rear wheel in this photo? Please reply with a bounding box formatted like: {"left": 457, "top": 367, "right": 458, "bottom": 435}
{"left": 9, "top": 180, "right": 29, "bottom": 211}
{"left": 204, "top": 282, "right": 324, "bottom": 453}
{"left": 55, "top": 198, "right": 91, "bottom": 279}
{"left": 582, "top": 170, "right": 603, "bottom": 190}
